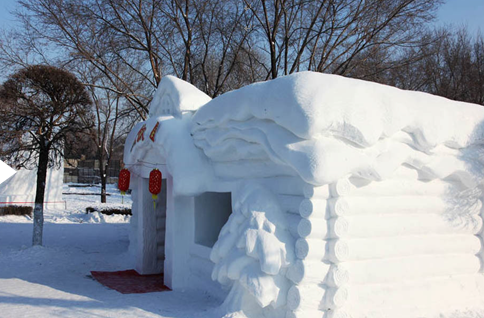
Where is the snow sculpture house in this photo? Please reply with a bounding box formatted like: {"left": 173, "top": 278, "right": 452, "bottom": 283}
{"left": 124, "top": 72, "right": 484, "bottom": 318}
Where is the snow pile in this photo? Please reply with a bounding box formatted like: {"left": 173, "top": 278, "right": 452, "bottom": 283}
{"left": 81, "top": 211, "right": 130, "bottom": 224}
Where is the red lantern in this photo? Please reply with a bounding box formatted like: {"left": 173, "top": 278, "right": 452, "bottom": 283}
{"left": 118, "top": 168, "right": 130, "bottom": 204}
{"left": 149, "top": 169, "right": 162, "bottom": 209}
{"left": 118, "top": 169, "right": 130, "bottom": 195}
{"left": 149, "top": 169, "right": 162, "bottom": 200}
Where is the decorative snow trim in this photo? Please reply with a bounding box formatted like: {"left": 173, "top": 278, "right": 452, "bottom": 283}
{"left": 210, "top": 182, "right": 295, "bottom": 316}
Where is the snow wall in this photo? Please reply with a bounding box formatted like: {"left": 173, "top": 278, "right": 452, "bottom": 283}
{"left": 125, "top": 72, "right": 484, "bottom": 318}
{"left": 0, "top": 165, "right": 64, "bottom": 209}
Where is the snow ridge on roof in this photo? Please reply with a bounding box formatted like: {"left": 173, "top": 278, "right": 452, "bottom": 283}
{"left": 149, "top": 75, "right": 211, "bottom": 118}
{"left": 191, "top": 72, "right": 484, "bottom": 186}
{"left": 192, "top": 72, "right": 484, "bottom": 150}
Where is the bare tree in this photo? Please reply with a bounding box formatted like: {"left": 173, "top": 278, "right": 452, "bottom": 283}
{"left": 0, "top": 65, "right": 92, "bottom": 246}
{"left": 74, "top": 62, "right": 137, "bottom": 202}
{"left": 243, "top": 0, "right": 443, "bottom": 80}
{"left": 426, "top": 28, "right": 484, "bottom": 105}
{"left": 386, "top": 28, "right": 484, "bottom": 106}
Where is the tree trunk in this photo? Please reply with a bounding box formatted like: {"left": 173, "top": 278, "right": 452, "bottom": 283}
{"left": 33, "top": 148, "right": 49, "bottom": 246}
{"left": 98, "top": 151, "right": 107, "bottom": 203}
{"left": 100, "top": 161, "right": 107, "bottom": 203}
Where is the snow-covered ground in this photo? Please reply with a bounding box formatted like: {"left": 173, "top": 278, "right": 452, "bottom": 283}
{"left": 0, "top": 183, "right": 222, "bottom": 318}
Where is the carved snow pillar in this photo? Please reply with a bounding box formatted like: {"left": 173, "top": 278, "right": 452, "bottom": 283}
{"left": 135, "top": 176, "right": 160, "bottom": 274}
{"left": 163, "top": 173, "right": 195, "bottom": 290}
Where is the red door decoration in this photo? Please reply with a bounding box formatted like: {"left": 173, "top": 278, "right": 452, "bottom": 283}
{"left": 118, "top": 168, "right": 130, "bottom": 204}
{"left": 149, "top": 168, "right": 162, "bottom": 209}
{"left": 137, "top": 124, "right": 147, "bottom": 142}
{"left": 149, "top": 122, "right": 159, "bottom": 142}
{"left": 130, "top": 123, "right": 147, "bottom": 152}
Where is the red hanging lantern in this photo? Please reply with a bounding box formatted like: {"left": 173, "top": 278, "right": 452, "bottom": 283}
{"left": 118, "top": 169, "right": 130, "bottom": 195}
{"left": 118, "top": 168, "right": 130, "bottom": 204}
{"left": 149, "top": 169, "right": 162, "bottom": 201}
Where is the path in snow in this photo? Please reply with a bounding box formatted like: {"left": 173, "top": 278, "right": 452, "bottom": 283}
{"left": 0, "top": 184, "right": 222, "bottom": 318}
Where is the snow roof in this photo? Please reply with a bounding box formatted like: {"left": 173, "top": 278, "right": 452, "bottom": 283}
{"left": 149, "top": 75, "right": 211, "bottom": 118}
{"left": 125, "top": 72, "right": 484, "bottom": 194}
{"left": 192, "top": 72, "right": 484, "bottom": 150}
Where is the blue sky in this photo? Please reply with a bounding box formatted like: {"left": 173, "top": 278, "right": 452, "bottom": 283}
{"left": 0, "top": 0, "right": 18, "bottom": 28}
{"left": 436, "top": 0, "right": 484, "bottom": 34}
{"left": 0, "top": 0, "right": 483, "bottom": 33}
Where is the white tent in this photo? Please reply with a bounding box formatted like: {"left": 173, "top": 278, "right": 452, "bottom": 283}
{"left": 0, "top": 160, "right": 16, "bottom": 185}
{"left": 0, "top": 164, "right": 64, "bottom": 209}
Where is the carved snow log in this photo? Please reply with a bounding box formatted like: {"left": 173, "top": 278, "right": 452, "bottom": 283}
{"left": 341, "top": 214, "right": 482, "bottom": 238}
{"left": 322, "top": 286, "right": 348, "bottom": 309}
{"left": 287, "top": 214, "right": 304, "bottom": 238}
{"left": 348, "top": 274, "right": 484, "bottom": 314}
{"left": 329, "top": 196, "right": 482, "bottom": 217}
{"left": 324, "top": 264, "right": 350, "bottom": 287}
{"left": 285, "top": 259, "right": 331, "bottom": 285}
{"left": 344, "top": 254, "right": 481, "bottom": 285}
{"left": 298, "top": 218, "right": 328, "bottom": 239}
{"left": 341, "top": 178, "right": 465, "bottom": 197}
{"left": 328, "top": 217, "right": 349, "bottom": 238}
{"left": 295, "top": 238, "right": 328, "bottom": 260}
{"left": 327, "top": 235, "right": 482, "bottom": 262}
{"left": 327, "top": 198, "right": 350, "bottom": 217}
{"left": 299, "top": 198, "right": 329, "bottom": 219}
{"left": 279, "top": 194, "right": 305, "bottom": 214}
{"left": 326, "top": 240, "right": 349, "bottom": 264}
{"left": 329, "top": 179, "right": 354, "bottom": 197}
{"left": 287, "top": 285, "right": 348, "bottom": 311}
{"left": 304, "top": 184, "right": 331, "bottom": 199}
{"left": 297, "top": 218, "right": 348, "bottom": 239}
{"left": 287, "top": 284, "right": 324, "bottom": 311}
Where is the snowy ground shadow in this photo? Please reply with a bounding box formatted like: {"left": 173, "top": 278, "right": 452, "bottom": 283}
{"left": 0, "top": 222, "right": 222, "bottom": 318}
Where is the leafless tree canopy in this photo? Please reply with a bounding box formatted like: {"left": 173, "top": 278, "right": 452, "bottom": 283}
{"left": 0, "top": 65, "right": 92, "bottom": 166}
{"left": 5, "top": 0, "right": 443, "bottom": 119}
{"left": 381, "top": 28, "right": 484, "bottom": 106}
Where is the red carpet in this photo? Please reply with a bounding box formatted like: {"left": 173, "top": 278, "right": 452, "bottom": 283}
{"left": 91, "top": 269, "right": 170, "bottom": 294}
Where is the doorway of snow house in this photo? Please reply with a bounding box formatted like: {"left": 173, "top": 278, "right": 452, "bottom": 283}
{"left": 194, "top": 192, "right": 232, "bottom": 248}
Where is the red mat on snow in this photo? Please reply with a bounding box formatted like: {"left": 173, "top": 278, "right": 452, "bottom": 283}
{"left": 90, "top": 270, "right": 170, "bottom": 294}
